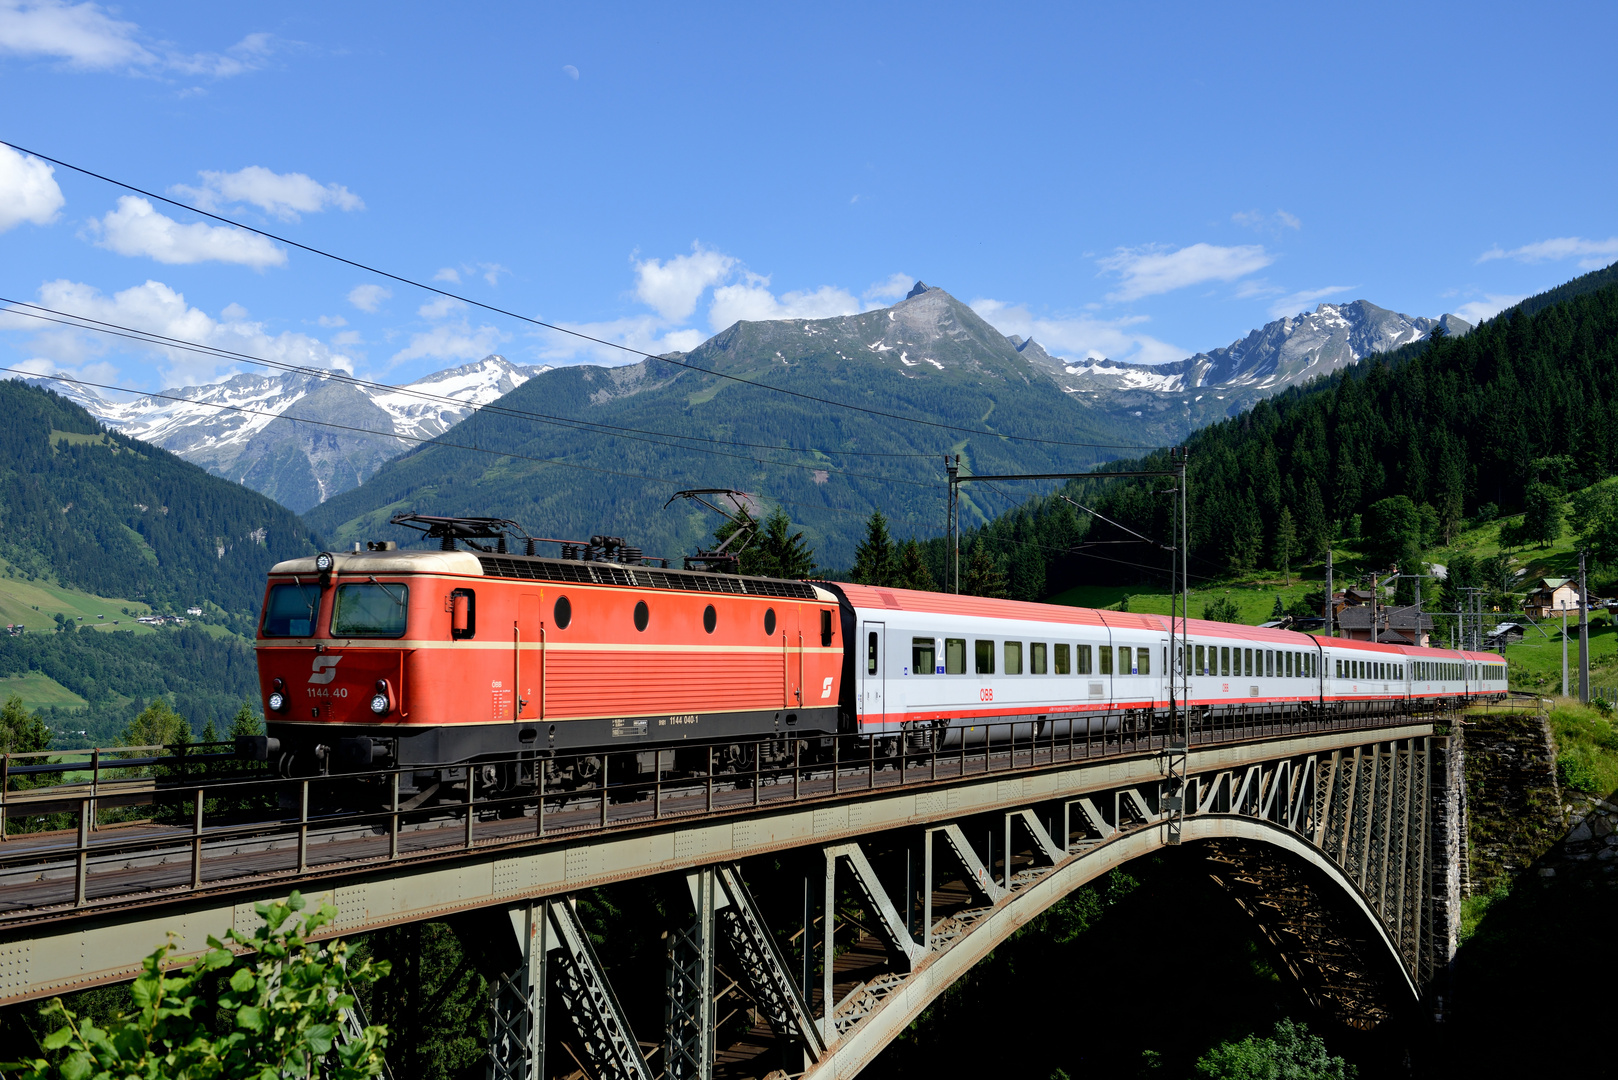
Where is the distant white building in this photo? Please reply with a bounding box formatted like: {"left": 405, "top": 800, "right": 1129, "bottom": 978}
{"left": 187, "top": 607, "right": 203, "bottom": 616}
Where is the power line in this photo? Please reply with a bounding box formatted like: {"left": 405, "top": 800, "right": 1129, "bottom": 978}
{"left": 0, "top": 139, "right": 1160, "bottom": 453}
{"left": 0, "top": 301, "right": 938, "bottom": 490}
{"left": 3, "top": 367, "right": 889, "bottom": 523}
{"left": 1, "top": 296, "right": 937, "bottom": 460}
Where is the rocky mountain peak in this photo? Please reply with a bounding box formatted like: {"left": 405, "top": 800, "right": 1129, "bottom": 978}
{"left": 904, "top": 280, "right": 932, "bottom": 300}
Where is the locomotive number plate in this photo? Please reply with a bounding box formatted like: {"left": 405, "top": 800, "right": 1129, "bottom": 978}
{"left": 610, "top": 717, "right": 649, "bottom": 738}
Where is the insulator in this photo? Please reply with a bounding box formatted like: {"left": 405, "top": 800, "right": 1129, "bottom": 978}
{"left": 620, "top": 546, "right": 642, "bottom": 564}
{"left": 525, "top": 538, "right": 535, "bottom": 556}
{"left": 561, "top": 544, "right": 576, "bottom": 560}
{"left": 496, "top": 538, "right": 507, "bottom": 554}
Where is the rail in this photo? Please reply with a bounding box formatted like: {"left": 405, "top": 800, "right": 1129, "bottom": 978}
{"left": 0, "top": 702, "right": 1454, "bottom": 925}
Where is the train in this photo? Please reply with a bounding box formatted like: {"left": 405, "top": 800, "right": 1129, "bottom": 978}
{"left": 242, "top": 518, "right": 1507, "bottom": 797}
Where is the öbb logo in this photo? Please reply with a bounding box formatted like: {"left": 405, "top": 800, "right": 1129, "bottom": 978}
{"left": 309, "top": 656, "right": 342, "bottom": 684}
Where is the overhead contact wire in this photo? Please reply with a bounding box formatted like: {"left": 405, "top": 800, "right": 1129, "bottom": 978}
{"left": 0, "top": 139, "right": 1160, "bottom": 453}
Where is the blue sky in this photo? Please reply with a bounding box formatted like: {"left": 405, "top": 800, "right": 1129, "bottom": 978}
{"left": 0, "top": 0, "right": 1614, "bottom": 392}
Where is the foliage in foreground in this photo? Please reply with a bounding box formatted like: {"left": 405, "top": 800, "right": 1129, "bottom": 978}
{"left": 3, "top": 892, "right": 389, "bottom": 1080}
{"left": 1193, "top": 1018, "right": 1356, "bottom": 1080}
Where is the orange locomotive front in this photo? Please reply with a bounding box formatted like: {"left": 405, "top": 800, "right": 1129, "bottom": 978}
{"left": 248, "top": 546, "right": 845, "bottom": 783}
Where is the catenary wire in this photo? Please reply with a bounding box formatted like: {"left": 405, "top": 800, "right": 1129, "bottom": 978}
{"left": 0, "top": 139, "right": 1162, "bottom": 453}
{"left": 1, "top": 366, "right": 890, "bottom": 522}
{"left": 0, "top": 303, "right": 938, "bottom": 490}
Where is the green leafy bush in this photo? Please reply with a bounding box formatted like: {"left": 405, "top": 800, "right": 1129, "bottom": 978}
{"left": 4, "top": 892, "right": 389, "bottom": 1079}
{"left": 1194, "top": 1018, "right": 1355, "bottom": 1079}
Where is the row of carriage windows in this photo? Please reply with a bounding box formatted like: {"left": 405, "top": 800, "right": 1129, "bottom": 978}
{"left": 1188, "top": 645, "right": 1314, "bottom": 679}
{"left": 902, "top": 639, "right": 1152, "bottom": 677}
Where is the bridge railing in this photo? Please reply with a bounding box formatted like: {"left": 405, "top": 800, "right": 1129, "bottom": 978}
{"left": 0, "top": 701, "right": 1449, "bottom": 920}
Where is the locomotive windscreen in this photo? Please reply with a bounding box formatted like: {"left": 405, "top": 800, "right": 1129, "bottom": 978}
{"left": 262, "top": 583, "right": 318, "bottom": 637}
{"left": 331, "top": 583, "right": 410, "bottom": 638}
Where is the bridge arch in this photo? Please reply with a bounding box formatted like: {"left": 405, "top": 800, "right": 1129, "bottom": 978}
{"left": 803, "top": 815, "right": 1418, "bottom": 1080}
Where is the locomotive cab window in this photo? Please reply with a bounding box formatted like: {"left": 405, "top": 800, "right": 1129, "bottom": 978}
{"left": 913, "top": 637, "right": 936, "bottom": 674}
{"left": 449, "top": 588, "right": 475, "bottom": 639}
{"left": 821, "top": 609, "right": 833, "bottom": 647}
{"left": 946, "top": 638, "right": 966, "bottom": 674}
{"left": 331, "top": 582, "right": 408, "bottom": 638}
{"left": 262, "top": 583, "right": 318, "bottom": 637}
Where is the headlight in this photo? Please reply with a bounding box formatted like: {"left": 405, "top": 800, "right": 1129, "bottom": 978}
{"left": 268, "top": 691, "right": 287, "bottom": 712}
{"left": 314, "top": 552, "right": 334, "bottom": 572}
{"left": 370, "top": 693, "right": 390, "bottom": 716}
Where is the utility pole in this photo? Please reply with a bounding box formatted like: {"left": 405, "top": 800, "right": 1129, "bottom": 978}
{"left": 945, "top": 455, "right": 960, "bottom": 594}
{"left": 1579, "top": 549, "right": 1590, "bottom": 703}
{"left": 1563, "top": 604, "right": 1570, "bottom": 699}
{"left": 1324, "top": 547, "right": 1334, "bottom": 638}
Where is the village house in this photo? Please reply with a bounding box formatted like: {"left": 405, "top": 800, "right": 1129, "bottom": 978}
{"left": 1522, "top": 578, "right": 1580, "bottom": 620}
{"left": 1334, "top": 602, "right": 1435, "bottom": 647}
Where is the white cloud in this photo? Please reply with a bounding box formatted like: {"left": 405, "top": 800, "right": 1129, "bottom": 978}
{"left": 1478, "top": 236, "right": 1618, "bottom": 271}
{"left": 170, "top": 166, "right": 362, "bottom": 222}
{"left": 0, "top": 142, "right": 64, "bottom": 231}
{"left": 347, "top": 284, "right": 391, "bottom": 312}
{"left": 1451, "top": 294, "right": 1527, "bottom": 326}
{"left": 433, "top": 267, "right": 461, "bottom": 283}
{"left": 709, "top": 276, "right": 860, "bottom": 330}
{"left": 220, "top": 302, "right": 248, "bottom": 321}
{"left": 432, "top": 262, "right": 507, "bottom": 287}
{"left": 316, "top": 314, "right": 346, "bottom": 328}
{"left": 0, "top": 1, "right": 271, "bottom": 76}
{"left": 418, "top": 295, "right": 465, "bottom": 320}
{"left": 1264, "top": 284, "right": 1358, "bottom": 320}
{"left": 634, "top": 244, "right": 736, "bottom": 321}
{"left": 1, "top": 278, "right": 358, "bottom": 386}
{"left": 863, "top": 272, "right": 915, "bottom": 303}
{"left": 89, "top": 195, "right": 285, "bottom": 267}
{"left": 562, "top": 64, "right": 578, "bottom": 79}
{"left": 391, "top": 321, "right": 506, "bottom": 365}
{"left": 1098, "top": 242, "right": 1274, "bottom": 302}
{"left": 1232, "top": 209, "right": 1301, "bottom": 233}
{"left": 971, "top": 298, "right": 1187, "bottom": 366}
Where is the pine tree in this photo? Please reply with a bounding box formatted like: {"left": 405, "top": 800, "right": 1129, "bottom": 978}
{"left": 748, "top": 509, "right": 818, "bottom": 579}
{"left": 229, "top": 701, "right": 263, "bottom": 739}
{"left": 1522, "top": 482, "right": 1564, "bottom": 548}
{"left": 894, "top": 539, "right": 936, "bottom": 591}
{"left": 1271, "top": 594, "right": 1285, "bottom": 618}
{"left": 849, "top": 510, "right": 896, "bottom": 586}
{"left": 1274, "top": 506, "right": 1299, "bottom": 584}
{"left": 961, "top": 538, "right": 1008, "bottom": 598}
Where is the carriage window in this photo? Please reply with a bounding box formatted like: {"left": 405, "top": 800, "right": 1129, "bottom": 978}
{"left": 913, "top": 637, "right": 936, "bottom": 675}
{"left": 946, "top": 638, "right": 966, "bottom": 675}
{"left": 1004, "top": 641, "right": 1023, "bottom": 675}
{"left": 262, "top": 583, "right": 318, "bottom": 637}
{"left": 1138, "top": 647, "right": 1151, "bottom": 676}
{"left": 1055, "top": 643, "right": 1071, "bottom": 675}
{"left": 1335, "top": 659, "right": 1342, "bottom": 678}
{"left": 867, "top": 631, "right": 878, "bottom": 675}
{"left": 1077, "top": 644, "right": 1092, "bottom": 675}
{"left": 1244, "top": 648, "right": 1252, "bottom": 677}
{"left": 1102, "top": 645, "right": 1115, "bottom": 675}
{"left": 331, "top": 583, "right": 409, "bottom": 638}
{"left": 1268, "top": 651, "right": 1276, "bottom": 678}
{"left": 1032, "top": 642, "right": 1048, "bottom": 675}
{"left": 1217, "top": 647, "right": 1227, "bottom": 676}
{"left": 975, "top": 639, "right": 995, "bottom": 675}
{"left": 1193, "top": 645, "right": 1204, "bottom": 676}
{"left": 1121, "top": 646, "right": 1134, "bottom": 674}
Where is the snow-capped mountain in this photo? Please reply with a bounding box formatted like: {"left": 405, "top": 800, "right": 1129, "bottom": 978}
{"left": 1014, "top": 300, "right": 1473, "bottom": 430}
{"left": 48, "top": 355, "right": 548, "bottom": 513}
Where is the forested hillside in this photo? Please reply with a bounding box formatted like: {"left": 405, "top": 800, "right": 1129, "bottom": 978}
{"left": 0, "top": 382, "right": 316, "bottom": 622}
{"left": 0, "top": 624, "right": 260, "bottom": 746}
{"left": 936, "top": 265, "right": 1618, "bottom": 598}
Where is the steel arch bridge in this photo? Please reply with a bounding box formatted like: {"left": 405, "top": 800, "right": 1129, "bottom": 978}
{"left": 0, "top": 713, "right": 1465, "bottom": 1079}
